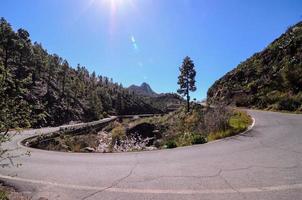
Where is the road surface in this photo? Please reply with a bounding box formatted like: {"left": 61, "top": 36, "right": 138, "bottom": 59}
{"left": 1, "top": 110, "right": 302, "bottom": 200}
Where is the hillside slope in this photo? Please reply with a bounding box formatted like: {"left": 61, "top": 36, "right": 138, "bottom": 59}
{"left": 0, "top": 18, "right": 162, "bottom": 130}
{"left": 207, "top": 21, "right": 302, "bottom": 112}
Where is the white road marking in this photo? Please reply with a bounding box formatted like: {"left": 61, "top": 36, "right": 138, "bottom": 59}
{"left": 1, "top": 174, "right": 301, "bottom": 195}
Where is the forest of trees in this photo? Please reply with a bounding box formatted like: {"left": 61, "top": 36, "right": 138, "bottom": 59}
{"left": 0, "top": 18, "right": 167, "bottom": 131}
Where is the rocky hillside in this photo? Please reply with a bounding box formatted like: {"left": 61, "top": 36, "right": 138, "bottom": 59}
{"left": 0, "top": 18, "right": 163, "bottom": 130}
{"left": 128, "top": 82, "right": 158, "bottom": 97}
{"left": 207, "top": 21, "right": 302, "bottom": 112}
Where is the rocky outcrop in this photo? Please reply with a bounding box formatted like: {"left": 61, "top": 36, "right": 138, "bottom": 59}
{"left": 128, "top": 82, "right": 158, "bottom": 97}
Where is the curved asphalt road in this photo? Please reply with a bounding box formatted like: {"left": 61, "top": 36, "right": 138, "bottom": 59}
{"left": 1, "top": 110, "right": 302, "bottom": 200}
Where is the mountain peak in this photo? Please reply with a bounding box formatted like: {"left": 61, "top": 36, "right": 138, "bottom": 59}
{"left": 128, "top": 82, "right": 158, "bottom": 97}
{"left": 141, "top": 82, "right": 149, "bottom": 87}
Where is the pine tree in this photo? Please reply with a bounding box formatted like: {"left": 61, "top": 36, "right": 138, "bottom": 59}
{"left": 60, "top": 59, "right": 69, "bottom": 95}
{"left": 177, "top": 56, "right": 197, "bottom": 112}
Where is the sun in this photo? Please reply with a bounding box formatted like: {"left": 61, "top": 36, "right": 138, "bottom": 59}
{"left": 92, "top": 0, "right": 135, "bottom": 13}
{"left": 90, "top": 0, "right": 135, "bottom": 37}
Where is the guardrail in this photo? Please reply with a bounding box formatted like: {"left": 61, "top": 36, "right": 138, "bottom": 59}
{"left": 59, "top": 116, "right": 118, "bottom": 132}
{"left": 117, "top": 114, "right": 162, "bottom": 119}
{"left": 58, "top": 114, "right": 161, "bottom": 132}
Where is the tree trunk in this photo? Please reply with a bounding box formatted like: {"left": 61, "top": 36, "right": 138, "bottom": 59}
{"left": 186, "top": 93, "right": 190, "bottom": 112}
{"left": 186, "top": 85, "right": 190, "bottom": 112}
{"left": 186, "top": 74, "right": 190, "bottom": 112}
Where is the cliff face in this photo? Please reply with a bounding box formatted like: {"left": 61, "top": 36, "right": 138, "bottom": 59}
{"left": 207, "top": 21, "right": 302, "bottom": 112}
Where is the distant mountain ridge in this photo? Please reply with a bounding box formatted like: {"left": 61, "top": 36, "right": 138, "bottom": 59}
{"left": 207, "top": 21, "right": 302, "bottom": 112}
{"left": 128, "top": 82, "right": 184, "bottom": 112}
{"left": 128, "top": 82, "right": 158, "bottom": 97}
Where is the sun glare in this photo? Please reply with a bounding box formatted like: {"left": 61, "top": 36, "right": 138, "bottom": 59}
{"left": 108, "top": 0, "right": 125, "bottom": 6}
{"left": 99, "top": 0, "right": 134, "bottom": 10}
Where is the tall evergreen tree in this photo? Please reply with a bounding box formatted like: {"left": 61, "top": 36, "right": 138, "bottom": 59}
{"left": 60, "top": 59, "right": 69, "bottom": 95}
{"left": 177, "top": 56, "right": 197, "bottom": 112}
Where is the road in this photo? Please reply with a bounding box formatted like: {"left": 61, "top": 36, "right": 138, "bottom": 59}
{"left": 1, "top": 110, "right": 302, "bottom": 200}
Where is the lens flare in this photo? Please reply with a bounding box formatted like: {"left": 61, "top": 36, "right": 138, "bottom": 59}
{"left": 131, "top": 35, "right": 139, "bottom": 50}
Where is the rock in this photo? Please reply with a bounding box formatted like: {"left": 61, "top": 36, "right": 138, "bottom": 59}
{"left": 126, "top": 123, "right": 161, "bottom": 146}
{"left": 97, "top": 131, "right": 111, "bottom": 153}
{"left": 82, "top": 147, "right": 95, "bottom": 152}
{"left": 145, "top": 146, "right": 157, "bottom": 151}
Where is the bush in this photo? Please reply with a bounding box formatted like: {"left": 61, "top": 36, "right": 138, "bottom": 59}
{"left": 165, "top": 140, "right": 177, "bottom": 148}
{"left": 111, "top": 124, "right": 126, "bottom": 145}
{"left": 103, "top": 112, "right": 108, "bottom": 118}
{"left": 229, "top": 110, "right": 252, "bottom": 132}
{"left": 203, "top": 106, "right": 231, "bottom": 134}
{"left": 207, "top": 130, "right": 232, "bottom": 141}
{"left": 0, "top": 189, "right": 8, "bottom": 200}
{"left": 207, "top": 110, "right": 252, "bottom": 141}
{"left": 277, "top": 98, "right": 301, "bottom": 111}
{"left": 191, "top": 134, "right": 206, "bottom": 144}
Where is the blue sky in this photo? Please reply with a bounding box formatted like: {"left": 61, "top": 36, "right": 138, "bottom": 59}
{"left": 1, "top": 0, "right": 301, "bottom": 100}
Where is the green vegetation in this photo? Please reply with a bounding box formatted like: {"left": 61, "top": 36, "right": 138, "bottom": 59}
{"left": 111, "top": 124, "right": 126, "bottom": 146}
{"left": 0, "top": 184, "right": 28, "bottom": 200}
{"left": 207, "top": 21, "right": 302, "bottom": 112}
{"left": 207, "top": 110, "right": 252, "bottom": 141}
{"left": 26, "top": 105, "right": 252, "bottom": 152}
{"left": 130, "top": 104, "right": 252, "bottom": 149}
{"left": 0, "top": 189, "right": 8, "bottom": 200}
{"left": 165, "top": 140, "right": 177, "bottom": 149}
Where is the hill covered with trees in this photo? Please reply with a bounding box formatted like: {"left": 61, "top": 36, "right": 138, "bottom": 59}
{"left": 0, "top": 18, "right": 167, "bottom": 130}
{"left": 207, "top": 21, "right": 302, "bottom": 112}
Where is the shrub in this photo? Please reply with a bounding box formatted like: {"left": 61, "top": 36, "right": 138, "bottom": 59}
{"left": 229, "top": 110, "right": 252, "bottom": 132}
{"left": 177, "top": 132, "right": 207, "bottom": 146}
{"left": 207, "top": 130, "right": 232, "bottom": 141}
{"left": 277, "top": 98, "right": 301, "bottom": 111}
{"left": 111, "top": 124, "right": 126, "bottom": 146}
{"left": 176, "top": 133, "right": 194, "bottom": 147}
{"left": 103, "top": 112, "right": 108, "bottom": 118}
{"left": 191, "top": 134, "right": 206, "bottom": 144}
{"left": 203, "top": 106, "right": 231, "bottom": 134}
{"left": 0, "top": 189, "right": 8, "bottom": 200}
{"left": 165, "top": 140, "right": 177, "bottom": 148}
{"left": 207, "top": 110, "right": 252, "bottom": 141}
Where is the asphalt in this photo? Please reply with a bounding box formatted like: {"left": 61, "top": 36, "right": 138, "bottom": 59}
{"left": 0, "top": 110, "right": 302, "bottom": 200}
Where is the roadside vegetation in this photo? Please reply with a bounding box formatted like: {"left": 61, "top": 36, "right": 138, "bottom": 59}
{"left": 26, "top": 104, "right": 252, "bottom": 152}
{"left": 131, "top": 104, "right": 252, "bottom": 149}
{"left": 0, "top": 189, "right": 7, "bottom": 200}
{"left": 0, "top": 183, "right": 29, "bottom": 200}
